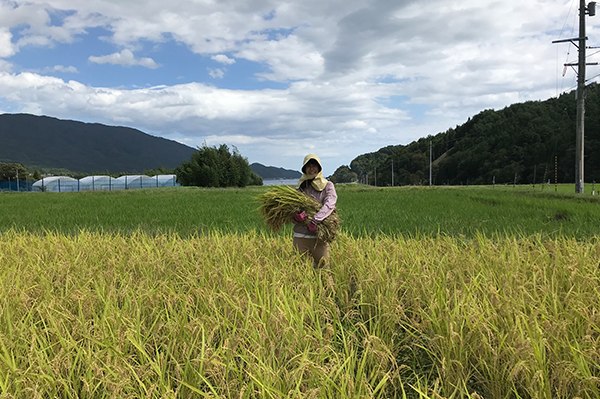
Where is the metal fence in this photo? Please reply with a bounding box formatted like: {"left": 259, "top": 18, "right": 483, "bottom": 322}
{"left": 0, "top": 181, "right": 35, "bottom": 192}
{"left": 0, "top": 175, "right": 179, "bottom": 192}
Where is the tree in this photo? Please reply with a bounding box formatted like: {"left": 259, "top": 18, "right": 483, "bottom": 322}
{"left": 144, "top": 166, "right": 175, "bottom": 176}
{"left": 32, "top": 170, "right": 42, "bottom": 181}
{"left": 249, "top": 171, "right": 263, "bottom": 186}
{"left": 175, "top": 144, "right": 260, "bottom": 187}
{"left": 329, "top": 165, "right": 358, "bottom": 183}
{"left": 0, "top": 163, "right": 31, "bottom": 181}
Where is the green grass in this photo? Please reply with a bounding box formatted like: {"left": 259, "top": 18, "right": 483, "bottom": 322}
{"left": 2, "top": 184, "right": 600, "bottom": 239}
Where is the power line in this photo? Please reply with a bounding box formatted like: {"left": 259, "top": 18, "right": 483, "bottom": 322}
{"left": 557, "top": 0, "right": 581, "bottom": 96}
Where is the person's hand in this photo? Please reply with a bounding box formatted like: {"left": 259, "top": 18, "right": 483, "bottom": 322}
{"left": 308, "top": 219, "right": 318, "bottom": 233}
{"left": 293, "top": 210, "right": 307, "bottom": 222}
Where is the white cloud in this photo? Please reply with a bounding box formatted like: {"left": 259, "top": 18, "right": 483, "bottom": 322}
{"left": 211, "top": 54, "right": 236, "bottom": 65}
{"left": 208, "top": 68, "right": 225, "bottom": 79}
{"left": 0, "top": 29, "right": 16, "bottom": 58}
{"left": 236, "top": 35, "right": 324, "bottom": 82}
{"left": 88, "top": 50, "right": 159, "bottom": 69}
{"left": 35, "top": 65, "right": 79, "bottom": 74}
{"left": 0, "top": 60, "right": 13, "bottom": 73}
{"left": 52, "top": 65, "right": 79, "bottom": 73}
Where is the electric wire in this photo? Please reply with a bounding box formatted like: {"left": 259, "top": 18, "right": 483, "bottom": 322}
{"left": 557, "top": 0, "right": 579, "bottom": 96}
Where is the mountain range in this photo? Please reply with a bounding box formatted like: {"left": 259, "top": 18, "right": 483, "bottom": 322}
{"left": 0, "top": 114, "right": 195, "bottom": 173}
{"left": 250, "top": 163, "right": 301, "bottom": 179}
{"left": 0, "top": 113, "right": 303, "bottom": 179}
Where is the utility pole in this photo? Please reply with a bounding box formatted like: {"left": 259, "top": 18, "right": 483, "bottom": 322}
{"left": 553, "top": 1, "right": 596, "bottom": 193}
{"left": 16, "top": 167, "right": 19, "bottom": 192}
{"left": 391, "top": 159, "right": 394, "bottom": 187}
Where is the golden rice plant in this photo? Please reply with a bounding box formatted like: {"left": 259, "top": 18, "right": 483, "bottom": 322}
{"left": 256, "top": 184, "right": 341, "bottom": 243}
{"left": 1, "top": 230, "right": 600, "bottom": 398}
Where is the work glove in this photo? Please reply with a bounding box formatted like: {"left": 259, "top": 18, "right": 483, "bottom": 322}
{"left": 293, "top": 210, "right": 307, "bottom": 222}
{"left": 308, "top": 219, "right": 318, "bottom": 233}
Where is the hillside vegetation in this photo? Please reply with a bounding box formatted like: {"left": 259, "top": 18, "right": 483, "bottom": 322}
{"left": 0, "top": 114, "right": 195, "bottom": 173}
{"left": 251, "top": 163, "right": 301, "bottom": 179}
{"left": 343, "top": 84, "right": 600, "bottom": 186}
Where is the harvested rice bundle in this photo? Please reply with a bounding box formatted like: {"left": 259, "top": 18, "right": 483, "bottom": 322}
{"left": 257, "top": 185, "right": 341, "bottom": 243}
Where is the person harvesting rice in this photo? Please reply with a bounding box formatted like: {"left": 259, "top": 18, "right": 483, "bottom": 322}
{"left": 291, "top": 154, "right": 338, "bottom": 268}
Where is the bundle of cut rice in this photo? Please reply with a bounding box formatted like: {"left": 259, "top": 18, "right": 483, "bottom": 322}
{"left": 256, "top": 185, "right": 341, "bottom": 244}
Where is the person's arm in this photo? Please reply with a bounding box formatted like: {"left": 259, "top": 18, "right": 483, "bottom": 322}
{"left": 312, "top": 182, "right": 337, "bottom": 223}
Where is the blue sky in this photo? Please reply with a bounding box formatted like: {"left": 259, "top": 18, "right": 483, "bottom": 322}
{"left": 0, "top": 0, "right": 597, "bottom": 176}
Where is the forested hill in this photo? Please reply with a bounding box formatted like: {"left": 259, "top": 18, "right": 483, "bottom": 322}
{"left": 251, "top": 163, "right": 301, "bottom": 179}
{"left": 345, "top": 83, "right": 600, "bottom": 186}
{"left": 0, "top": 113, "right": 195, "bottom": 173}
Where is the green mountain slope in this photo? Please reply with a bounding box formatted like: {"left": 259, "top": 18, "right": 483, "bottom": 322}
{"left": 250, "top": 163, "right": 301, "bottom": 179}
{"left": 0, "top": 114, "right": 196, "bottom": 173}
{"left": 347, "top": 84, "right": 600, "bottom": 186}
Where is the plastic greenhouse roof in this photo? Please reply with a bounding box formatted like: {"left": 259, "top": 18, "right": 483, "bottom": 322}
{"left": 79, "top": 175, "right": 113, "bottom": 183}
{"left": 33, "top": 176, "right": 77, "bottom": 184}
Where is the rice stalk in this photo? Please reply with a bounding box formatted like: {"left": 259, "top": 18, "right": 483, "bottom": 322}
{"left": 256, "top": 185, "right": 341, "bottom": 243}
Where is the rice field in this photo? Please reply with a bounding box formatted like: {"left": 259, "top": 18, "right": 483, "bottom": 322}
{"left": 1, "top": 184, "right": 600, "bottom": 239}
{"left": 1, "top": 185, "right": 600, "bottom": 398}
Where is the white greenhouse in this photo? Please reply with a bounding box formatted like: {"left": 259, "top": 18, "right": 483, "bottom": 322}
{"left": 116, "top": 174, "right": 179, "bottom": 189}
{"left": 155, "top": 174, "right": 179, "bottom": 187}
{"left": 32, "top": 174, "right": 179, "bottom": 192}
{"left": 32, "top": 176, "right": 78, "bottom": 192}
{"left": 78, "top": 176, "right": 119, "bottom": 191}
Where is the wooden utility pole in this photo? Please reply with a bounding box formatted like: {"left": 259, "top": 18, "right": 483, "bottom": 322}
{"left": 553, "top": 1, "right": 596, "bottom": 193}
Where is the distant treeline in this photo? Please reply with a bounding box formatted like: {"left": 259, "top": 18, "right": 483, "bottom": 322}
{"left": 330, "top": 83, "right": 600, "bottom": 186}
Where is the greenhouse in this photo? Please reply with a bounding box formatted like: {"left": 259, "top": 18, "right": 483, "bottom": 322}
{"left": 31, "top": 174, "right": 179, "bottom": 192}
{"left": 155, "top": 174, "right": 178, "bottom": 187}
{"left": 78, "top": 176, "right": 118, "bottom": 191}
{"left": 116, "top": 174, "right": 179, "bottom": 189}
{"left": 32, "top": 176, "right": 78, "bottom": 192}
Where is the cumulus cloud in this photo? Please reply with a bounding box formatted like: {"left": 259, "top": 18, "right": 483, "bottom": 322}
{"left": 0, "top": 29, "right": 16, "bottom": 58}
{"left": 88, "top": 50, "right": 159, "bottom": 69}
{"left": 211, "top": 54, "right": 236, "bottom": 65}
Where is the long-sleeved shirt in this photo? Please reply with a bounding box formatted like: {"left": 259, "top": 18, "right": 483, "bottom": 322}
{"left": 293, "top": 181, "right": 337, "bottom": 236}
